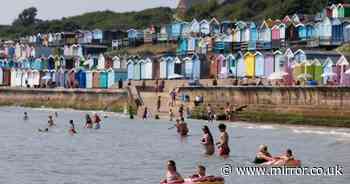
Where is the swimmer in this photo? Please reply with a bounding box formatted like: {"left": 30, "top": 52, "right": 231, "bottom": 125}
{"left": 177, "top": 118, "right": 189, "bottom": 136}
{"left": 160, "top": 160, "right": 184, "bottom": 184}
{"left": 191, "top": 165, "right": 206, "bottom": 180}
{"left": 69, "top": 120, "right": 77, "bottom": 135}
{"left": 38, "top": 128, "right": 49, "bottom": 132}
{"left": 84, "top": 114, "right": 93, "bottom": 128}
{"left": 93, "top": 113, "right": 101, "bottom": 129}
{"left": 201, "top": 126, "right": 215, "bottom": 155}
{"left": 23, "top": 112, "right": 29, "bottom": 120}
{"left": 48, "top": 115, "right": 55, "bottom": 127}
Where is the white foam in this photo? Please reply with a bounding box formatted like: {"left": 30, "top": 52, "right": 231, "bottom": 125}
{"left": 292, "top": 128, "right": 350, "bottom": 138}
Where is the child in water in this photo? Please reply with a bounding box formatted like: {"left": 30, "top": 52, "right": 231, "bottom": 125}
{"left": 216, "top": 123, "right": 230, "bottom": 157}
{"left": 48, "top": 115, "right": 55, "bottom": 127}
{"left": 191, "top": 165, "right": 206, "bottom": 180}
{"left": 69, "top": 120, "right": 77, "bottom": 135}
{"left": 264, "top": 149, "right": 295, "bottom": 166}
{"left": 23, "top": 112, "right": 29, "bottom": 121}
{"left": 160, "top": 160, "right": 184, "bottom": 184}
{"left": 93, "top": 113, "right": 101, "bottom": 129}
{"left": 84, "top": 114, "right": 93, "bottom": 128}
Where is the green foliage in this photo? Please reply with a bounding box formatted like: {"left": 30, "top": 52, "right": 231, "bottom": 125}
{"left": 0, "top": 7, "right": 174, "bottom": 39}
{"left": 12, "top": 7, "right": 38, "bottom": 26}
{"left": 183, "top": 0, "right": 331, "bottom": 21}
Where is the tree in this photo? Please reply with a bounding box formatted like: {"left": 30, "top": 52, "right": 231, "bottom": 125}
{"left": 12, "top": 7, "right": 38, "bottom": 26}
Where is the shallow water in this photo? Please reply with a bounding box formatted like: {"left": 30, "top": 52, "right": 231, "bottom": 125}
{"left": 0, "top": 107, "right": 349, "bottom": 184}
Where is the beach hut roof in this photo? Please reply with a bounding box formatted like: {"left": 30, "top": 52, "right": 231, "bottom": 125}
{"left": 112, "top": 56, "right": 120, "bottom": 61}
{"left": 226, "top": 53, "right": 235, "bottom": 60}
{"left": 209, "top": 18, "right": 220, "bottom": 25}
{"left": 200, "top": 19, "right": 209, "bottom": 25}
{"left": 255, "top": 51, "right": 263, "bottom": 56}
{"left": 337, "top": 55, "right": 350, "bottom": 66}
{"left": 284, "top": 48, "right": 295, "bottom": 58}
{"left": 244, "top": 52, "right": 254, "bottom": 57}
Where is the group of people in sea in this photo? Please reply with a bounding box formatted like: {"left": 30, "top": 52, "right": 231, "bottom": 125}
{"left": 24, "top": 111, "right": 102, "bottom": 135}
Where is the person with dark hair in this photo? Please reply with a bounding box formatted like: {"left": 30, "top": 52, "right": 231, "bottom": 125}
{"left": 216, "top": 124, "right": 230, "bottom": 156}
{"left": 160, "top": 160, "right": 184, "bottom": 184}
{"left": 143, "top": 107, "right": 148, "bottom": 120}
{"left": 84, "top": 114, "right": 93, "bottom": 128}
{"left": 157, "top": 96, "right": 161, "bottom": 112}
{"left": 201, "top": 126, "right": 215, "bottom": 155}
{"left": 191, "top": 165, "right": 206, "bottom": 179}
{"left": 178, "top": 104, "right": 184, "bottom": 118}
{"left": 93, "top": 113, "right": 101, "bottom": 129}
{"left": 176, "top": 118, "right": 188, "bottom": 136}
{"left": 207, "top": 104, "right": 214, "bottom": 123}
{"left": 48, "top": 115, "right": 55, "bottom": 127}
{"left": 23, "top": 112, "right": 29, "bottom": 121}
{"left": 68, "top": 120, "right": 77, "bottom": 135}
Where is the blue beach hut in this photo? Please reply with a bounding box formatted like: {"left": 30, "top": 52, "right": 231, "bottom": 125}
{"left": 127, "top": 60, "right": 134, "bottom": 80}
{"left": 99, "top": 70, "right": 108, "bottom": 88}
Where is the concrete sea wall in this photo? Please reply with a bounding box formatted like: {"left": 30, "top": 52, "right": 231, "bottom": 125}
{"left": 178, "top": 86, "right": 350, "bottom": 126}
{"left": 0, "top": 88, "right": 129, "bottom": 112}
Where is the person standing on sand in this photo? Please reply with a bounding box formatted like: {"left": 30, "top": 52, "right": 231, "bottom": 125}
{"left": 224, "top": 102, "right": 232, "bottom": 121}
{"left": 157, "top": 96, "right": 161, "bottom": 112}
{"left": 169, "top": 89, "right": 176, "bottom": 107}
{"left": 178, "top": 104, "right": 184, "bottom": 119}
{"left": 143, "top": 107, "right": 148, "bottom": 120}
{"left": 169, "top": 108, "right": 174, "bottom": 121}
{"left": 207, "top": 104, "right": 214, "bottom": 123}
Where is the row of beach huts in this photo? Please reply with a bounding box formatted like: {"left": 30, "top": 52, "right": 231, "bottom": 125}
{"left": 1, "top": 4, "right": 350, "bottom": 88}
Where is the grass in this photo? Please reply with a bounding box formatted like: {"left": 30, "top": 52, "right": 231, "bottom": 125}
{"left": 190, "top": 106, "right": 350, "bottom": 128}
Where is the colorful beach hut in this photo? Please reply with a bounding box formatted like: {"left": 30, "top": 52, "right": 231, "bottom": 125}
{"left": 107, "top": 69, "right": 115, "bottom": 88}
{"left": 85, "top": 71, "right": 93, "bottom": 88}
{"left": 127, "top": 60, "right": 134, "bottom": 80}
{"left": 264, "top": 52, "right": 274, "bottom": 77}
{"left": 99, "top": 70, "right": 108, "bottom": 88}
{"left": 244, "top": 52, "right": 255, "bottom": 77}
{"left": 255, "top": 52, "right": 265, "bottom": 77}
{"left": 92, "top": 71, "right": 100, "bottom": 88}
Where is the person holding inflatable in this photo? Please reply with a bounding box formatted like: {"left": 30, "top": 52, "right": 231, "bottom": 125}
{"left": 253, "top": 144, "right": 274, "bottom": 164}
{"left": 191, "top": 165, "right": 206, "bottom": 180}
{"left": 160, "top": 160, "right": 184, "bottom": 184}
{"left": 263, "top": 149, "right": 295, "bottom": 166}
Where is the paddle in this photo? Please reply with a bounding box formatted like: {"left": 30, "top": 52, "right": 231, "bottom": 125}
{"left": 168, "top": 125, "right": 176, "bottom": 130}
